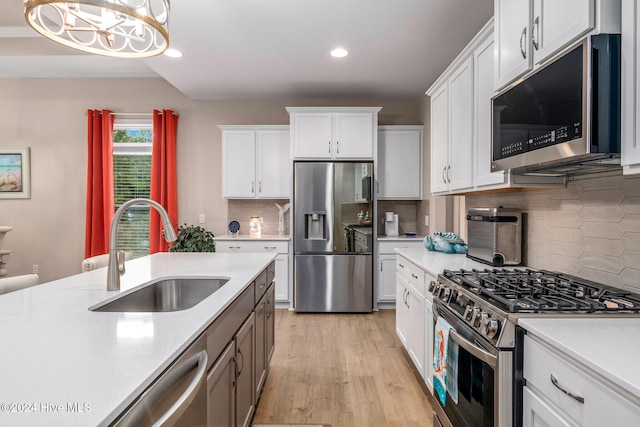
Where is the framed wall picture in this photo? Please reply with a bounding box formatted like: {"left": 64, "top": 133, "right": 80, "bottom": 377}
{"left": 0, "top": 147, "right": 31, "bottom": 199}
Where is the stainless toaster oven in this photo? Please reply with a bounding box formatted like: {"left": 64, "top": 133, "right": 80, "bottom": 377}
{"left": 466, "top": 208, "right": 521, "bottom": 266}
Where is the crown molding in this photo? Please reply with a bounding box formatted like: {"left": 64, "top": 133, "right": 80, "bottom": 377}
{"left": 0, "top": 26, "right": 39, "bottom": 38}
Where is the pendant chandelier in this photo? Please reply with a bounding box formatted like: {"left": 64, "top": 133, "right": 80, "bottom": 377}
{"left": 24, "top": 0, "right": 170, "bottom": 58}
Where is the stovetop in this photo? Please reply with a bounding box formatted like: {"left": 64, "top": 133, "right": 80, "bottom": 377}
{"left": 433, "top": 268, "right": 640, "bottom": 349}
{"left": 442, "top": 268, "right": 640, "bottom": 314}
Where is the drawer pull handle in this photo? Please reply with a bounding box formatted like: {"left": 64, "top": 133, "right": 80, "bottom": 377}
{"left": 264, "top": 246, "right": 277, "bottom": 250}
{"left": 230, "top": 246, "right": 241, "bottom": 250}
{"left": 550, "top": 374, "right": 584, "bottom": 404}
{"left": 411, "top": 273, "right": 418, "bottom": 279}
{"left": 399, "top": 263, "right": 405, "bottom": 268}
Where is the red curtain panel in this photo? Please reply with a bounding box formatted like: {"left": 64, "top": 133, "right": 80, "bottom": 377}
{"left": 85, "top": 109, "right": 114, "bottom": 258}
{"left": 150, "top": 110, "right": 179, "bottom": 253}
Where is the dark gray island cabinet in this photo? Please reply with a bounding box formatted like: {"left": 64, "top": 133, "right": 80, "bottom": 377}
{"left": 115, "top": 261, "right": 276, "bottom": 427}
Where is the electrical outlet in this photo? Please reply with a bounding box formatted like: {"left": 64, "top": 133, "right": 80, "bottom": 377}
{"left": 199, "top": 213, "right": 205, "bottom": 224}
{"left": 424, "top": 215, "right": 429, "bottom": 226}
{"left": 33, "top": 264, "right": 39, "bottom": 274}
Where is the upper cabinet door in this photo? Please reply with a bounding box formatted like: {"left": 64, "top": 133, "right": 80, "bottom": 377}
{"left": 288, "top": 107, "right": 380, "bottom": 159}
{"left": 474, "top": 34, "right": 507, "bottom": 187}
{"left": 448, "top": 56, "right": 474, "bottom": 191}
{"left": 430, "top": 83, "right": 449, "bottom": 194}
{"left": 333, "top": 112, "right": 374, "bottom": 159}
{"left": 222, "top": 130, "right": 257, "bottom": 198}
{"left": 257, "top": 129, "right": 290, "bottom": 198}
{"left": 292, "top": 112, "right": 333, "bottom": 158}
{"left": 495, "top": 0, "right": 532, "bottom": 89}
{"left": 378, "top": 126, "right": 423, "bottom": 199}
{"left": 532, "top": 0, "right": 594, "bottom": 65}
{"left": 495, "top": 0, "right": 598, "bottom": 91}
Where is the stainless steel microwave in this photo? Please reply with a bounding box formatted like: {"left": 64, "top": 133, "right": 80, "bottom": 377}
{"left": 491, "top": 34, "right": 621, "bottom": 176}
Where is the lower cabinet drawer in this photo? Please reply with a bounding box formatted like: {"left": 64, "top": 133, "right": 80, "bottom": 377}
{"left": 396, "top": 256, "right": 425, "bottom": 295}
{"left": 524, "top": 335, "right": 640, "bottom": 426}
{"left": 216, "top": 240, "right": 288, "bottom": 253}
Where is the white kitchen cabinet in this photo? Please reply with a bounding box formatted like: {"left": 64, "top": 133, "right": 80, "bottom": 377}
{"left": 495, "top": 0, "right": 620, "bottom": 91}
{"left": 523, "top": 335, "right": 640, "bottom": 427}
{"left": 494, "top": 0, "right": 593, "bottom": 90}
{"left": 215, "top": 239, "right": 290, "bottom": 304}
{"left": 377, "top": 240, "right": 425, "bottom": 306}
{"left": 473, "top": 32, "right": 507, "bottom": 187}
{"left": 428, "top": 57, "right": 474, "bottom": 194}
{"left": 622, "top": 0, "right": 640, "bottom": 175}
{"left": 377, "top": 126, "right": 423, "bottom": 199}
{"left": 395, "top": 255, "right": 433, "bottom": 391}
{"left": 220, "top": 126, "right": 290, "bottom": 198}
{"left": 287, "top": 107, "right": 381, "bottom": 159}
{"left": 523, "top": 386, "right": 575, "bottom": 427}
{"left": 428, "top": 19, "right": 565, "bottom": 194}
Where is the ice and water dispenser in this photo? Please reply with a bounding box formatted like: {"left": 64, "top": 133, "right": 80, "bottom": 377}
{"left": 305, "top": 212, "right": 326, "bottom": 240}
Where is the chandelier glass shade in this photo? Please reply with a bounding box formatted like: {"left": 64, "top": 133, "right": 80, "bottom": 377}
{"left": 24, "top": 0, "right": 170, "bottom": 58}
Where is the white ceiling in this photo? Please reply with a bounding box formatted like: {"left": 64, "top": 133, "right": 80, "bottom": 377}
{"left": 0, "top": 0, "right": 493, "bottom": 100}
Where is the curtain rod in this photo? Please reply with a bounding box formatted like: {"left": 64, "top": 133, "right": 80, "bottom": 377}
{"left": 85, "top": 111, "right": 178, "bottom": 116}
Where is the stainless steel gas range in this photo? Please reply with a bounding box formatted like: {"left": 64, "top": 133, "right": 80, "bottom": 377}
{"left": 430, "top": 268, "right": 640, "bottom": 427}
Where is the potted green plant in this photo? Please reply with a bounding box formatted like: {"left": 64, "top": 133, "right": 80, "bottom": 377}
{"left": 169, "top": 224, "right": 215, "bottom": 252}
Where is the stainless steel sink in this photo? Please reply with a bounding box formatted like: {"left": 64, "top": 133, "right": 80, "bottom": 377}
{"left": 90, "top": 278, "right": 229, "bottom": 312}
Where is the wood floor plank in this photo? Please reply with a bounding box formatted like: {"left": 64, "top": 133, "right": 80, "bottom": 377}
{"left": 252, "top": 310, "right": 433, "bottom": 427}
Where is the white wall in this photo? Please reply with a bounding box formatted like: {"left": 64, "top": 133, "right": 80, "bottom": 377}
{"left": 0, "top": 77, "right": 421, "bottom": 282}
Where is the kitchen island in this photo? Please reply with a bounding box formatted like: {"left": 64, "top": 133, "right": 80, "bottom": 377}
{"left": 0, "top": 252, "right": 275, "bottom": 426}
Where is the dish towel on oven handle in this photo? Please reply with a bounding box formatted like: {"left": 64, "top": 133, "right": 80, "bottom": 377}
{"left": 433, "top": 316, "right": 459, "bottom": 406}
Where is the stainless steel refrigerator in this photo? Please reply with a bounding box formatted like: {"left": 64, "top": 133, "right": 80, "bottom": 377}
{"left": 293, "top": 161, "right": 373, "bottom": 312}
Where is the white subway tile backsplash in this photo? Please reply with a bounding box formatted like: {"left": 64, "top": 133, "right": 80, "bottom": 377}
{"left": 621, "top": 250, "right": 640, "bottom": 269}
{"left": 621, "top": 215, "right": 640, "bottom": 232}
{"left": 548, "top": 213, "right": 583, "bottom": 228}
{"left": 550, "top": 227, "right": 583, "bottom": 243}
{"left": 621, "top": 268, "right": 640, "bottom": 289}
{"left": 465, "top": 174, "right": 640, "bottom": 291}
{"left": 580, "top": 206, "right": 625, "bottom": 223}
{"left": 578, "top": 268, "right": 626, "bottom": 288}
{"left": 621, "top": 197, "right": 640, "bottom": 214}
{"left": 579, "top": 222, "right": 625, "bottom": 239}
{"left": 621, "top": 178, "right": 640, "bottom": 196}
{"left": 621, "top": 233, "right": 640, "bottom": 250}
{"left": 578, "top": 253, "right": 624, "bottom": 274}
{"left": 580, "top": 189, "right": 625, "bottom": 206}
{"left": 550, "top": 240, "right": 583, "bottom": 258}
{"left": 577, "top": 175, "right": 626, "bottom": 191}
{"left": 581, "top": 237, "right": 625, "bottom": 257}
{"left": 547, "top": 199, "right": 583, "bottom": 213}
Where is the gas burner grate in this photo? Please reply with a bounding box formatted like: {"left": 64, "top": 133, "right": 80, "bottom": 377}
{"left": 442, "top": 268, "right": 640, "bottom": 313}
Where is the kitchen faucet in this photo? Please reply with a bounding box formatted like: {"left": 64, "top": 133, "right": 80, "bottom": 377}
{"left": 107, "top": 198, "right": 177, "bottom": 291}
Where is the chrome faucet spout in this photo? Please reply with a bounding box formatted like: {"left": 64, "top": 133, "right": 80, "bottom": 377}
{"left": 107, "top": 198, "right": 177, "bottom": 291}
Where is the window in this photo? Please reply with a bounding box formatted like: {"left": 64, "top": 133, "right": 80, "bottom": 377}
{"left": 113, "top": 122, "right": 152, "bottom": 257}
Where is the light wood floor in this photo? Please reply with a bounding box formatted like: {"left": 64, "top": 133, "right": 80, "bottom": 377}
{"left": 252, "top": 309, "right": 434, "bottom": 427}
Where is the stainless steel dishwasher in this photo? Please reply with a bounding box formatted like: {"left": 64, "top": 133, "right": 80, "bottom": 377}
{"left": 113, "top": 333, "right": 208, "bottom": 426}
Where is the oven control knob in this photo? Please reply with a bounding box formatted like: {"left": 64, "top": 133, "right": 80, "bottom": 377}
{"left": 472, "top": 309, "right": 482, "bottom": 327}
{"left": 464, "top": 305, "right": 474, "bottom": 321}
{"left": 486, "top": 319, "right": 500, "bottom": 339}
{"left": 442, "top": 287, "right": 451, "bottom": 300}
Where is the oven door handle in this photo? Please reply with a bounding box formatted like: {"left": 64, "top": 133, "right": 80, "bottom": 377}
{"left": 449, "top": 329, "right": 497, "bottom": 368}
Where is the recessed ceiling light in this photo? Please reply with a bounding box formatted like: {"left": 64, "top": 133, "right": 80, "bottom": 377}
{"left": 164, "top": 48, "right": 183, "bottom": 58}
{"left": 330, "top": 48, "right": 349, "bottom": 58}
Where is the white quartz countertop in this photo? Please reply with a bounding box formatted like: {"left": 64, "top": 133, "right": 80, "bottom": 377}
{"left": 0, "top": 252, "right": 275, "bottom": 426}
{"left": 213, "top": 234, "right": 290, "bottom": 240}
{"left": 377, "top": 235, "right": 424, "bottom": 241}
{"left": 519, "top": 317, "right": 640, "bottom": 404}
{"left": 395, "top": 247, "right": 494, "bottom": 277}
